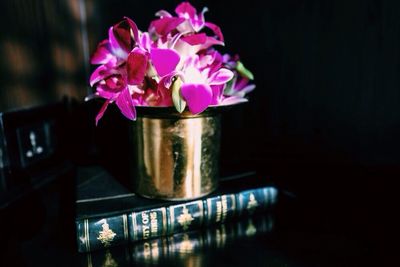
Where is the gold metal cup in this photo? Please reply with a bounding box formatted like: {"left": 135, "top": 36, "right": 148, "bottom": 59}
{"left": 130, "top": 107, "right": 221, "bottom": 200}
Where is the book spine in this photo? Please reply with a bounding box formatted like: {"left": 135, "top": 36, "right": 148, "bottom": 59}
{"left": 76, "top": 214, "right": 130, "bottom": 253}
{"left": 236, "top": 187, "right": 278, "bottom": 217}
{"left": 76, "top": 186, "right": 278, "bottom": 253}
{"left": 81, "top": 215, "right": 274, "bottom": 267}
{"left": 128, "top": 207, "right": 168, "bottom": 242}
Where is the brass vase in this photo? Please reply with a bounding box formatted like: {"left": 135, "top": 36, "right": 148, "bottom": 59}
{"left": 130, "top": 107, "right": 221, "bottom": 200}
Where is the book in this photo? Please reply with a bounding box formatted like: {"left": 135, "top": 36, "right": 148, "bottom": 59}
{"left": 80, "top": 214, "right": 275, "bottom": 267}
{"left": 75, "top": 166, "right": 278, "bottom": 253}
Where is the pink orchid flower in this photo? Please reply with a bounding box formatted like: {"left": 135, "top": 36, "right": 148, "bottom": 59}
{"left": 88, "top": 2, "right": 255, "bottom": 124}
{"left": 90, "top": 18, "right": 150, "bottom": 124}
{"left": 151, "top": 2, "right": 224, "bottom": 41}
{"left": 179, "top": 55, "right": 234, "bottom": 113}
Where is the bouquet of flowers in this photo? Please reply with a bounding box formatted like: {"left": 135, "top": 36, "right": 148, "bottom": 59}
{"left": 88, "top": 1, "right": 255, "bottom": 124}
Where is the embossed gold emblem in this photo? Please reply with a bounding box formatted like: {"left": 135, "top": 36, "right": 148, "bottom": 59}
{"left": 177, "top": 207, "right": 194, "bottom": 230}
{"left": 97, "top": 221, "right": 117, "bottom": 247}
{"left": 246, "top": 193, "right": 259, "bottom": 213}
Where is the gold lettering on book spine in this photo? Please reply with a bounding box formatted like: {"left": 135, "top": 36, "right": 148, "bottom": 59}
{"left": 142, "top": 212, "right": 150, "bottom": 239}
{"left": 150, "top": 211, "right": 158, "bottom": 236}
{"left": 177, "top": 206, "right": 194, "bottom": 230}
{"left": 97, "top": 221, "right": 116, "bottom": 247}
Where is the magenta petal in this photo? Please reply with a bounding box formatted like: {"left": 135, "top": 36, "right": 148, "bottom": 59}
{"left": 150, "top": 48, "right": 180, "bottom": 77}
{"left": 204, "top": 22, "right": 224, "bottom": 42}
{"left": 181, "top": 33, "right": 207, "bottom": 45}
{"left": 95, "top": 100, "right": 110, "bottom": 126}
{"left": 208, "top": 68, "right": 234, "bottom": 85}
{"left": 175, "top": 2, "right": 197, "bottom": 18}
{"left": 150, "top": 17, "right": 185, "bottom": 36}
{"left": 211, "top": 84, "right": 224, "bottom": 105}
{"left": 202, "top": 36, "right": 224, "bottom": 49}
{"left": 127, "top": 48, "right": 148, "bottom": 85}
{"left": 116, "top": 88, "right": 136, "bottom": 121}
{"left": 124, "top": 17, "right": 139, "bottom": 43}
{"left": 96, "top": 84, "right": 119, "bottom": 100}
{"left": 108, "top": 26, "right": 128, "bottom": 59}
{"left": 180, "top": 83, "right": 212, "bottom": 114}
{"left": 90, "top": 65, "right": 112, "bottom": 86}
{"left": 90, "top": 40, "right": 114, "bottom": 65}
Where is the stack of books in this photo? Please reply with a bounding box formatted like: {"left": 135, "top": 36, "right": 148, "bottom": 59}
{"left": 75, "top": 166, "right": 278, "bottom": 253}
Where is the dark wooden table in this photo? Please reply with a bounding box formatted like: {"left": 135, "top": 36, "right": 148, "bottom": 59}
{"left": 2, "top": 162, "right": 388, "bottom": 267}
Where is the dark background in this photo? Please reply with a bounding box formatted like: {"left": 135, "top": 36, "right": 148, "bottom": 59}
{"left": 1, "top": 0, "right": 397, "bottom": 265}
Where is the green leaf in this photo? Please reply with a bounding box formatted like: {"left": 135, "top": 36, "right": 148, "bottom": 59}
{"left": 171, "top": 77, "right": 186, "bottom": 113}
{"left": 236, "top": 61, "right": 254, "bottom": 80}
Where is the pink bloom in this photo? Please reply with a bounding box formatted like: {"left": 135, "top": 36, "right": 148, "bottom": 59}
{"left": 179, "top": 58, "right": 234, "bottom": 114}
{"left": 88, "top": 2, "right": 254, "bottom": 124}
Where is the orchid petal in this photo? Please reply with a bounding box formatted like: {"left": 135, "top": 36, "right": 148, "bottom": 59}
{"left": 124, "top": 17, "right": 139, "bottom": 43}
{"left": 96, "top": 84, "right": 120, "bottom": 100}
{"left": 175, "top": 2, "right": 197, "bottom": 19}
{"left": 95, "top": 100, "right": 111, "bottom": 126}
{"left": 232, "top": 84, "right": 256, "bottom": 98}
{"left": 181, "top": 83, "right": 212, "bottom": 114}
{"left": 211, "top": 84, "right": 224, "bottom": 105}
{"left": 221, "top": 96, "right": 248, "bottom": 106}
{"left": 155, "top": 10, "right": 172, "bottom": 18}
{"left": 204, "top": 22, "right": 224, "bottom": 42}
{"left": 202, "top": 36, "right": 224, "bottom": 48}
{"left": 174, "top": 39, "right": 201, "bottom": 61}
{"left": 105, "top": 75, "right": 125, "bottom": 91}
{"left": 240, "top": 84, "right": 256, "bottom": 94}
{"left": 108, "top": 26, "right": 129, "bottom": 59}
{"left": 90, "top": 65, "right": 114, "bottom": 86}
{"left": 234, "top": 77, "right": 249, "bottom": 90}
{"left": 116, "top": 88, "right": 136, "bottom": 120}
{"left": 195, "top": 7, "right": 209, "bottom": 31}
{"left": 184, "top": 66, "right": 204, "bottom": 84}
{"left": 176, "top": 20, "right": 195, "bottom": 34}
{"left": 127, "top": 48, "right": 148, "bottom": 85}
{"left": 208, "top": 68, "right": 234, "bottom": 85}
{"left": 90, "top": 40, "right": 114, "bottom": 65}
{"left": 139, "top": 32, "right": 151, "bottom": 51}
{"left": 150, "top": 48, "right": 180, "bottom": 77}
{"left": 181, "top": 33, "right": 207, "bottom": 45}
{"left": 150, "top": 17, "right": 185, "bottom": 36}
{"left": 159, "top": 70, "right": 185, "bottom": 89}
